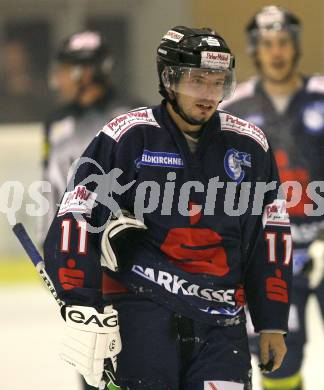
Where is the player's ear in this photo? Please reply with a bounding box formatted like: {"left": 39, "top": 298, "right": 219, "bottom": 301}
{"left": 161, "top": 68, "right": 176, "bottom": 99}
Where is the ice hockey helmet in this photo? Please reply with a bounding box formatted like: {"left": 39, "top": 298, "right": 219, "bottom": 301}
{"left": 246, "top": 6, "right": 301, "bottom": 53}
{"left": 157, "top": 26, "right": 235, "bottom": 102}
{"left": 55, "top": 30, "right": 113, "bottom": 81}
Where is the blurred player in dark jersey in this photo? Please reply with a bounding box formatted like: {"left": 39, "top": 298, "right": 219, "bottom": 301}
{"left": 221, "top": 6, "right": 324, "bottom": 390}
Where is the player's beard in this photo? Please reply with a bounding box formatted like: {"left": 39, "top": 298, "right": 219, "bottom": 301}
{"left": 175, "top": 96, "right": 217, "bottom": 126}
{"left": 178, "top": 106, "right": 208, "bottom": 126}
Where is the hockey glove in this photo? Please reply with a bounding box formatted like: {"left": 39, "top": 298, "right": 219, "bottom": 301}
{"left": 60, "top": 305, "right": 121, "bottom": 388}
{"left": 308, "top": 237, "right": 324, "bottom": 289}
{"left": 101, "top": 210, "right": 147, "bottom": 272}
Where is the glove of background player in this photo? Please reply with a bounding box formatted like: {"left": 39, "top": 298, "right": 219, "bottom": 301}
{"left": 259, "top": 332, "right": 287, "bottom": 373}
{"left": 308, "top": 237, "right": 324, "bottom": 289}
{"left": 101, "top": 209, "right": 147, "bottom": 272}
{"left": 60, "top": 305, "right": 121, "bottom": 388}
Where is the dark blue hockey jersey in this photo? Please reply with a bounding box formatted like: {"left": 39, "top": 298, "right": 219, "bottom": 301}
{"left": 44, "top": 102, "right": 292, "bottom": 332}
{"left": 221, "top": 76, "right": 324, "bottom": 276}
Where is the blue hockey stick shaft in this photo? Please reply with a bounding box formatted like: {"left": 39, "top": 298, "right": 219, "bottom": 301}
{"left": 12, "top": 222, "right": 64, "bottom": 307}
{"left": 12, "top": 223, "right": 44, "bottom": 267}
{"left": 12, "top": 222, "right": 121, "bottom": 390}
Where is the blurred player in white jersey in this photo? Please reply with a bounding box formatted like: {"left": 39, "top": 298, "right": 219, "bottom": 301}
{"left": 221, "top": 6, "right": 324, "bottom": 390}
{"left": 40, "top": 30, "right": 141, "bottom": 390}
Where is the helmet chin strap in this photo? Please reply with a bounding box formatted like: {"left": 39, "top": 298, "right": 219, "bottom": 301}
{"left": 169, "top": 95, "right": 206, "bottom": 126}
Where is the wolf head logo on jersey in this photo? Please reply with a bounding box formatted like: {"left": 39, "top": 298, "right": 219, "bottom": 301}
{"left": 303, "top": 102, "right": 324, "bottom": 134}
{"left": 224, "top": 148, "right": 251, "bottom": 184}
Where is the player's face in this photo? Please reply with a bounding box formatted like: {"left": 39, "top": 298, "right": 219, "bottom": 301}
{"left": 175, "top": 69, "right": 225, "bottom": 124}
{"left": 49, "top": 63, "right": 81, "bottom": 103}
{"left": 256, "top": 30, "right": 297, "bottom": 83}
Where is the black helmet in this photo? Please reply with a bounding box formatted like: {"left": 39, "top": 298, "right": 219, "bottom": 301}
{"left": 246, "top": 6, "right": 301, "bottom": 54}
{"left": 157, "top": 26, "right": 236, "bottom": 107}
{"left": 55, "top": 30, "right": 113, "bottom": 82}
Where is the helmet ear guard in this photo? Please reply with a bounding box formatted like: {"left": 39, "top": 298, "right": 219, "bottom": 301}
{"left": 161, "top": 67, "right": 171, "bottom": 89}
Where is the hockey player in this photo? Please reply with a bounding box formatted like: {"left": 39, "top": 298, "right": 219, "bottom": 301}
{"left": 40, "top": 30, "right": 138, "bottom": 245}
{"left": 220, "top": 6, "right": 324, "bottom": 390}
{"left": 44, "top": 26, "right": 292, "bottom": 390}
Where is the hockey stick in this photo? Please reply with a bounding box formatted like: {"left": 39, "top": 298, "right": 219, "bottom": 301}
{"left": 12, "top": 222, "right": 121, "bottom": 390}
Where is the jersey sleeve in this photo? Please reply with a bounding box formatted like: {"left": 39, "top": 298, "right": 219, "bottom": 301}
{"left": 243, "top": 146, "right": 292, "bottom": 333}
{"left": 39, "top": 143, "right": 70, "bottom": 246}
{"left": 38, "top": 114, "right": 71, "bottom": 246}
{"left": 43, "top": 128, "right": 141, "bottom": 308}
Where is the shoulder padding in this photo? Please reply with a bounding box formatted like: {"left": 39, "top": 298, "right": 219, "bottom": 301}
{"left": 219, "top": 78, "right": 257, "bottom": 109}
{"left": 220, "top": 112, "right": 269, "bottom": 152}
{"left": 101, "top": 108, "right": 160, "bottom": 142}
{"left": 306, "top": 75, "right": 324, "bottom": 94}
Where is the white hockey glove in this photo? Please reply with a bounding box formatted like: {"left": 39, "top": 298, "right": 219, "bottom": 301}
{"left": 60, "top": 305, "right": 122, "bottom": 388}
{"left": 308, "top": 239, "right": 324, "bottom": 289}
{"left": 101, "top": 210, "right": 147, "bottom": 272}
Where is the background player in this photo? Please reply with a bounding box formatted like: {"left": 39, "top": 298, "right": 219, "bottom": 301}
{"left": 40, "top": 30, "right": 142, "bottom": 390}
{"left": 220, "top": 6, "right": 324, "bottom": 390}
{"left": 40, "top": 30, "right": 140, "bottom": 245}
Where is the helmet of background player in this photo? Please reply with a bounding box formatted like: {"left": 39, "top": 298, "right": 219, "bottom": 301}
{"left": 53, "top": 30, "right": 113, "bottom": 85}
{"left": 246, "top": 6, "right": 301, "bottom": 60}
{"left": 156, "top": 26, "right": 236, "bottom": 125}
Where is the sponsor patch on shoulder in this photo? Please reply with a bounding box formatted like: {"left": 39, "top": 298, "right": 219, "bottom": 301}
{"left": 58, "top": 186, "right": 97, "bottom": 216}
{"left": 262, "top": 199, "right": 290, "bottom": 227}
{"left": 204, "top": 381, "right": 244, "bottom": 390}
{"left": 306, "top": 75, "right": 324, "bottom": 94}
{"left": 218, "top": 78, "right": 257, "bottom": 109}
{"left": 102, "top": 108, "right": 160, "bottom": 142}
{"left": 220, "top": 112, "right": 268, "bottom": 151}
